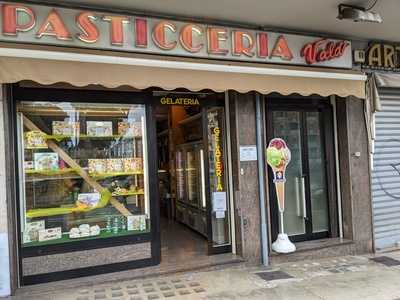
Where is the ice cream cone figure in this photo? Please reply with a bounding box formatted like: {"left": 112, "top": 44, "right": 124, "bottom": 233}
{"left": 266, "top": 138, "right": 296, "bottom": 254}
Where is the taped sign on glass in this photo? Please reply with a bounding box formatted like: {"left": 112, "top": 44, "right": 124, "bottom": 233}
{"left": 212, "top": 192, "right": 227, "bottom": 219}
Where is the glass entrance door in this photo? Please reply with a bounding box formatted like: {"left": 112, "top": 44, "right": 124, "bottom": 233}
{"left": 267, "top": 99, "right": 335, "bottom": 242}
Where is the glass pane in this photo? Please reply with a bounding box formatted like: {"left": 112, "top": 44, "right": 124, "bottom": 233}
{"left": 272, "top": 111, "right": 306, "bottom": 236}
{"left": 176, "top": 150, "right": 185, "bottom": 202}
{"left": 207, "top": 108, "right": 230, "bottom": 246}
{"left": 18, "top": 101, "right": 150, "bottom": 247}
{"left": 306, "top": 112, "right": 329, "bottom": 233}
{"left": 186, "top": 147, "right": 200, "bottom": 206}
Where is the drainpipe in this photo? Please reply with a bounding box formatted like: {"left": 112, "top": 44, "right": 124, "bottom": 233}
{"left": 255, "top": 93, "right": 269, "bottom": 266}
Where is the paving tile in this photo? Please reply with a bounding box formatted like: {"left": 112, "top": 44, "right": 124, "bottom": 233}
{"left": 157, "top": 281, "right": 167, "bottom": 285}
{"left": 143, "top": 282, "right": 153, "bottom": 287}
{"left": 147, "top": 294, "right": 160, "bottom": 300}
{"left": 179, "top": 290, "right": 191, "bottom": 295}
{"left": 160, "top": 286, "right": 171, "bottom": 291}
{"left": 174, "top": 284, "right": 185, "bottom": 289}
{"left": 130, "top": 297, "right": 143, "bottom": 300}
{"left": 163, "top": 291, "right": 175, "bottom": 298}
{"left": 111, "top": 286, "right": 122, "bottom": 291}
{"left": 144, "top": 288, "right": 156, "bottom": 293}
{"left": 127, "top": 284, "right": 138, "bottom": 289}
{"left": 94, "top": 288, "right": 106, "bottom": 293}
{"left": 189, "top": 282, "right": 201, "bottom": 287}
{"left": 171, "top": 279, "right": 181, "bottom": 283}
{"left": 112, "top": 291, "right": 124, "bottom": 297}
{"left": 78, "top": 290, "right": 89, "bottom": 295}
{"left": 94, "top": 294, "right": 107, "bottom": 299}
{"left": 127, "top": 289, "right": 140, "bottom": 295}
{"left": 76, "top": 297, "right": 89, "bottom": 300}
{"left": 194, "top": 288, "right": 206, "bottom": 293}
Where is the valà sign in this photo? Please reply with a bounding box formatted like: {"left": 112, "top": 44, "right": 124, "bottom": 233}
{"left": 0, "top": 2, "right": 352, "bottom": 68}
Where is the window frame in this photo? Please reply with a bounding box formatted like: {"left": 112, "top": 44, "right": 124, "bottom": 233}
{"left": 12, "top": 85, "right": 160, "bottom": 260}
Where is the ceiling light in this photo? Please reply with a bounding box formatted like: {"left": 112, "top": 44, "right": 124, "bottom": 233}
{"left": 337, "top": 3, "right": 383, "bottom": 23}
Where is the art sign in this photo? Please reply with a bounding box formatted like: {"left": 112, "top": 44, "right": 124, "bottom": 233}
{"left": 0, "top": 2, "right": 352, "bottom": 68}
{"left": 354, "top": 42, "right": 400, "bottom": 71}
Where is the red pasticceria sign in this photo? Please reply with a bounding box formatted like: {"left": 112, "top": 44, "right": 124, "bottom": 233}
{"left": 0, "top": 2, "right": 352, "bottom": 68}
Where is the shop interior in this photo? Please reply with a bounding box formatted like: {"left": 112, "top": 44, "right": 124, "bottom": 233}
{"left": 156, "top": 92, "right": 215, "bottom": 264}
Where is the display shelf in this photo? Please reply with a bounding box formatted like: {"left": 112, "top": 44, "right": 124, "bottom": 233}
{"left": 112, "top": 190, "right": 144, "bottom": 197}
{"left": 25, "top": 169, "right": 144, "bottom": 180}
{"left": 22, "top": 227, "right": 151, "bottom": 248}
{"left": 25, "top": 168, "right": 77, "bottom": 175}
{"left": 90, "top": 171, "right": 144, "bottom": 179}
{"left": 45, "top": 134, "right": 141, "bottom": 141}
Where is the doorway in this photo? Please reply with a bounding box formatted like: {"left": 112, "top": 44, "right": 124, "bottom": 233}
{"left": 266, "top": 97, "right": 338, "bottom": 243}
{"left": 155, "top": 92, "right": 232, "bottom": 267}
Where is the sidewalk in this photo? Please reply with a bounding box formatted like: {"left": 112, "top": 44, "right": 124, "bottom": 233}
{"left": 9, "top": 250, "right": 400, "bottom": 300}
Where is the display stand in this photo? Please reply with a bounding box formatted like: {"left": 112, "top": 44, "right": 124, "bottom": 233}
{"left": 23, "top": 115, "right": 132, "bottom": 217}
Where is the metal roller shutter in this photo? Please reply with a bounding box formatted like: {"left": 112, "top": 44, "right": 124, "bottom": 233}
{"left": 373, "top": 89, "right": 400, "bottom": 250}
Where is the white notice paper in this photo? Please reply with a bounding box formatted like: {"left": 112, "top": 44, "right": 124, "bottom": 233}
{"left": 212, "top": 192, "right": 227, "bottom": 212}
{"left": 0, "top": 233, "right": 10, "bottom": 297}
{"left": 240, "top": 145, "right": 258, "bottom": 161}
{"left": 215, "top": 210, "right": 226, "bottom": 219}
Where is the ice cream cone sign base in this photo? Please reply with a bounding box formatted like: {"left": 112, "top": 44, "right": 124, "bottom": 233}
{"left": 266, "top": 138, "right": 296, "bottom": 253}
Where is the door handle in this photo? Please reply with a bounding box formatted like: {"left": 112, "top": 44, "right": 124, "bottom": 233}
{"left": 301, "top": 176, "right": 307, "bottom": 220}
{"left": 295, "top": 177, "right": 301, "bottom": 217}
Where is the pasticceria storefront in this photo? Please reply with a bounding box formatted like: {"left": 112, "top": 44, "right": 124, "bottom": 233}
{"left": 0, "top": 1, "right": 372, "bottom": 295}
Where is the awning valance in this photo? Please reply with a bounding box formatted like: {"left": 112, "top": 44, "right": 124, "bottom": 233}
{"left": 0, "top": 47, "right": 366, "bottom": 98}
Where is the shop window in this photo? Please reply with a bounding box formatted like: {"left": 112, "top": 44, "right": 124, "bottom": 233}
{"left": 17, "top": 101, "right": 150, "bottom": 247}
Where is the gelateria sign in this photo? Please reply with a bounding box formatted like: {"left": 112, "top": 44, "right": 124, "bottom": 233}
{"left": 0, "top": 2, "right": 352, "bottom": 68}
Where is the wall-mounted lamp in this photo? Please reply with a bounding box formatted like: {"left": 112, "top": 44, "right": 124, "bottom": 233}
{"left": 337, "top": 1, "right": 382, "bottom": 23}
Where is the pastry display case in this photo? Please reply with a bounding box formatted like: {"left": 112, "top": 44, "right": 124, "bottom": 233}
{"left": 175, "top": 141, "right": 207, "bottom": 236}
{"left": 17, "top": 101, "right": 150, "bottom": 247}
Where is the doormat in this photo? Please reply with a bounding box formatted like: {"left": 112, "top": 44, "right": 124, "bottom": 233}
{"left": 255, "top": 270, "right": 294, "bottom": 281}
{"left": 370, "top": 256, "right": 400, "bottom": 267}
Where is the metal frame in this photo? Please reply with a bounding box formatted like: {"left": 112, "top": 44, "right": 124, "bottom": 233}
{"left": 266, "top": 97, "right": 338, "bottom": 243}
{"left": 10, "top": 85, "right": 161, "bottom": 285}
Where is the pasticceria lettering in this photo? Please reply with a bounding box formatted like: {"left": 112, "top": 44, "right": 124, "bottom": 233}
{"left": 160, "top": 97, "right": 200, "bottom": 106}
{"left": 214, "top": 127, "right": 224, "bottom": 192}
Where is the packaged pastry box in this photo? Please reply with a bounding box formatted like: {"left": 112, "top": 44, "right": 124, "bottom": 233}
{"left": 34, "top": 153, "right": 59, "bottom": 171}
{"left": 86, "top": 121, "right": 113, "bottom": 136}
{"left": 23, "top": 220, "right": 45, "bottom": 243}
{"left": 107, "top": 159, "right": 124, "bottom": 173}
{"left": 38, "top": 227, "right": 62, "bottom": 242}
{"left": 123, "top": 158, "right": 143, "bottom": 172}
{"left": 88, "top": 159, "right": 107, "bottom": 174}
{"left": 52, "top": 121, "right": 80, "bottom": 136}
{"left": 25, "top": 130, "right": 48, "bottom": 149}
{"left": 118, "top": 121, "right": 142, "bottom": 137}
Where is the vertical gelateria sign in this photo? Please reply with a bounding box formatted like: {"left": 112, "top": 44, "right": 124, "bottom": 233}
{"left": 0, "top": 2, "right": 352, "bottom": 68}
{"left": 214, "top": 127, "right": 224, "bottom": 192}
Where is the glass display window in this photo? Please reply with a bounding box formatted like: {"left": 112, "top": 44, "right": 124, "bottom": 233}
{"left": 17, "top": 101, "right": 150, "bottom": 247}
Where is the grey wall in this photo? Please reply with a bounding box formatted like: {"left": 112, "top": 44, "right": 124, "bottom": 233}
{"left": 337, "top": 96, "right": 374, "bottom": 253}
{"left": 0, "top": 87, "right": 11, "bottom": 297}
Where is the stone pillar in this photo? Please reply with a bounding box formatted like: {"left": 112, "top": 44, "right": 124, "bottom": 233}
{"left": 0, "top": 86, "right": 11, "bottom": 297}
{"left": 337, "top": 96, "right": 374, "bottom": 253}
{"left": 229, "top": 91, "right": 261, "bottom": 264}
